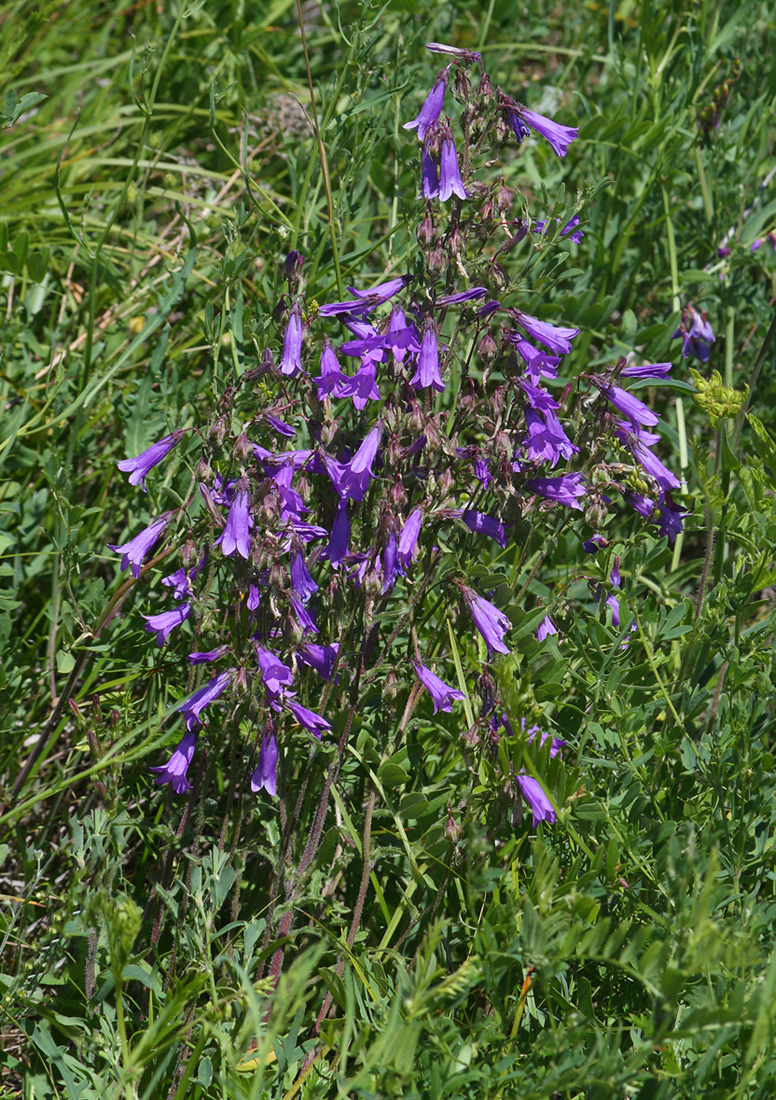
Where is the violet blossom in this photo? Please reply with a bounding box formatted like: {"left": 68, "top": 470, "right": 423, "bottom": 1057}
{"left": 108, "top": 513, "right": 169, "bottom": 579}
{"left": 177, "top": 671, "right": 231, "bottom": 731}
{"left": 296, "top": 643, "right": 339, "bottom": 681}
{"left": 510, "top": 311, "right": 579, "bottom": 355}
{"left": 151, "top": 730, "right": 197, "bottom": 794}
{"left": 285, "top": 699, "right": 331, "bottom": 739}
{"left": 525, "top": 473, "right": 585, "bottom": 510}
{"left": 462, "top": 587, "right": 511, "bottom": 657}
{"left": 414, "top": 661, "right": 465, "bottom": 714}
{"left": 279, "top": 305, "right": 304, "bottom": 376}
{"left": 403, "top": 71, "right": 448, "bottom": 141}
{"left": 215, "top": 485, "right": 253, "bottom": 558}
{"left": 410, "top": 324, "right": 444, "bottom": 392}
{"left": 438, "top": 131, "right": 468, "bottom": 201}
{"left": 250, "top": 732, "right": 278, "bottom": 796}
{"left": 143, "top": 604, "right": 191, "bottom": 647}
{"left": 117, "top": 431, "right": 184, "bottom": 491}
{"left": 397, "top": 509, "right": 423, "bottom": 570}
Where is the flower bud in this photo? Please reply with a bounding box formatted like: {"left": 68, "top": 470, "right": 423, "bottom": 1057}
{"left": 234, "top": 432, "right": 252, "bottom": 462}
{"left": 417, "top": 207, "right": 436, "bottom": 245}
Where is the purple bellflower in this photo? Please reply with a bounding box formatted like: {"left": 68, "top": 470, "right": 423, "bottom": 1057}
{"left": 314, "top": 342, "right": 346, "bottom": 399}
{"left": 526, "top": 473, "right": 585, "bottom": 510}
{"left": 117, "top": 431, "right": 184, "bottom": 491}
{"left": 461, "top": 509, "right": 508, "bottom": 548}
{"left": 143, "top": 604, "right": 191, "bottom": 647}
{"left": 397, "top": 508, "right": 423, "bottom": 570}
{"left": 436, "top": 287, "right": 487, "bottom": 306}
{"left": 290, "top": 550, "right": 318, "bottom": 603}
{"left": 108, "top": 513, "right": 169, "bottom": 579}
{"left": 462, "top": 587, "right": 511, "bottom": 657}
{"left": 337, "top": 361, "right": 381, "bottom": 410}
{"left": 510, "top": 311, "right": 579, "bottom": 355}
{"left": 620, "top": 362, "right": 673, "bottom": 380}
{"left": 593, "top": 379, "right": 659, "bottom": 428}
{"left": 286, "top": 699, "right": 331, "bottom": 739}
{"left": 279, "top": 305, "right": 304, "bottom": 376}
{"left": 329, "top": 424, "right": 383, "bottom": 502}
{"left": 673, "top": 305, "right": 715, "bottom": 361}
{"left": 410, "top": 323, "right": 444, "bottom": 392}
{"left": 516, "top": 773, "right": 556, "bottom": 826}
{"left": 256, "top": 646, "right": 294, "bottom": 700}
{"left": 422, "top": 135, "right": 440, "bottom": 199}
{"left": 297, "top": 642, "right": 339, "bottom": 681}
{"left": 414, "top": 661, "right": 465, "bottom": 714}
{"left": 403, "top": 71, "right": 448, "bottom": 141}
{"left": 250, "top": 732, "right": 278, "bottom": 796}
{"left": 439, "top": 131, "right": 468, "bottom": 201}
{"left": 178, "top": 671, "right": 231, "bottom": 731}
{"left": 151, "top": 730, "right": 197, "bottom": 794}
{"left": 215, "top": 485, "right": 253, "bottom": 558}
{"left": 502, "top": 96, "right": 579, "bottom": 158}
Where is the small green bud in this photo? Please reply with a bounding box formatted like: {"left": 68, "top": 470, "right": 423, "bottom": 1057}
{"left": 690, "top": 369, "right": 746, "bottom": 428}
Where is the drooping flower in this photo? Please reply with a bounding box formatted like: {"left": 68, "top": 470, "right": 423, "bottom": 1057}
{"left": 215, "top": 485, "right": 253, "bottom": 558}
{"left": 143, "top": 604, "right": 191, "bottom": 647}
{"left": 515, "top": 773, "right": 556, "bottom": 826}
{"left": 421, "top": 144, "right": 440, "bottom": 201}
{"left": 397, "top": 509, "right": 423, "bottom": 570}
{"left": 436, "top": 287, "right": 487, "bottom": 306}
{"left": 414, "top": 661, "right": 465, "bottom": 714}
{"left": 593, "top": 379, "right": 659, "bottom": 428}
{"left": 510, "top": 311, "right": 579, "bottom": 355}
{"left": 151, "top": 730, "right": 197, "bottom": 794}
{"left": 461, "top": 509, "right": 508, "bottom": 548}
{"left": 337, "top": 360, "right": 381, "bottom": 410}
{"left": 410, "top": 323, "right": 444, "bottom": 392}
{"left": 117, "top": 431, "right": 184, "bottom": 491}
{"left": 314, "top": 341, "right": 346, "bottom": 399}
{"left": 188, "top": 646, "right": 228, "bottom": 664}
{"left": 403, "top": 71, "right": 448, "bottom": 141}
{"left": 382, "top": 531, "right": 399, "bottom": 594}
{"left": 582, "top": 533, "right": 609, "bottom": 554}
{"left": 462, "top": 587, "right": 511, "bottom": 657}
{"left": 503, "top": 99, "right": 579, "bottom": 158}
{"left": 279, "top": 305, "right": 304, "bottom": 376}
{"left": 533, "top": 216, "right": 583, "bottom": 244}
{"left": 620, "top": 362, "right": 673, "bottom": 380}
{"left": 285, "top": 699, "right": 331, "bottom": 739}
{"left": 525, "top": 473, "right": 585, "bottom": 510}
{"left": 297, "top": 643, "right": 339, "bottom": 681}
{"left": 439, "top": 132, "right": 468, "bottom": 202}
{"left": 290, "top": 550, "right": 318, "bottom": 603}
{"left": 328, "top": 424, "right": 383, "bottom": 502}
{"left": 289, "top": 593, "right": 318, "bottom": 635}
{"left": 108, "top": 513, "right": 169, "bottom": 579}
{"left": 177, "top": 671, "right": 231, "bottom": 731}
{"left": 250, "top": 732, "right": 278, "bottom": 796}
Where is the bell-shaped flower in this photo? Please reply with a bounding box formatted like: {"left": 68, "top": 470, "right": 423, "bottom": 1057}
{"left": 525, "top": 473, "right": 585, "bottom": 510}
{"left": 297, "top": 643, "right": 339, "bottom": 681}
{"left": 177, "top": 671, "right": 231, "bottom": 731}
{"left": 403, "top": 71, "right": 448, "bottom": 141}
{"left": 251, "top": 732, "right": 278, "bottom": 796}
{"left": 256, "top": 646, "right": 294, "bottom": 700}
{"left": 414, "top": 661, "right": 465, "bottom": 714}
{"left": 397, "top": 509, "right": 423, "bottom": 570}
{"left": 117, "top": 431, "right": 184, "bottom": 491}
{"left": 439, "top": 131, "right": 468, "bottom": 201}
{"left": 143, "top": 603, "right": 191, "bottom": 647}
{"left": 461, "top": 587, "right": 511, "bottom": 657}
{"left": 286, "top": 699, "right": 331, "bottom": 739}
{"left": 151, "top": 730, "right": 197, "bottom": 794}
{"left": 108, "top": 513, "right": 169, "bottom": 579}
{"left": 516, "top": 773, "right": 556, "bottom": 826}
{"left": 215, "top": 484, "right": 253, "bottom": 558}
{"left": 279, "top": 305, "right": 304, "bottom": 376}
{"left": 460, "top": 509, "right": 508, "bottom": 548}
{"left": 290, "top": 550, "right": 318, "bottom": 604}
{"left": 410, "top": 323, "right": 444, "bottom": 392}
{"left": 510, "top": 311, "right": 579, "bottom": 355}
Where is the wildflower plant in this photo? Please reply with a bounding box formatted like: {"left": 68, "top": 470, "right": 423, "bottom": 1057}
{"left": 108, "top": 40, "right": 685, "bottom": 962}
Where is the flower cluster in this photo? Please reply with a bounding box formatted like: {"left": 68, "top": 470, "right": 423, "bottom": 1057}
{"left": 107, "top": 42, "right": 687, "bottom": 828}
